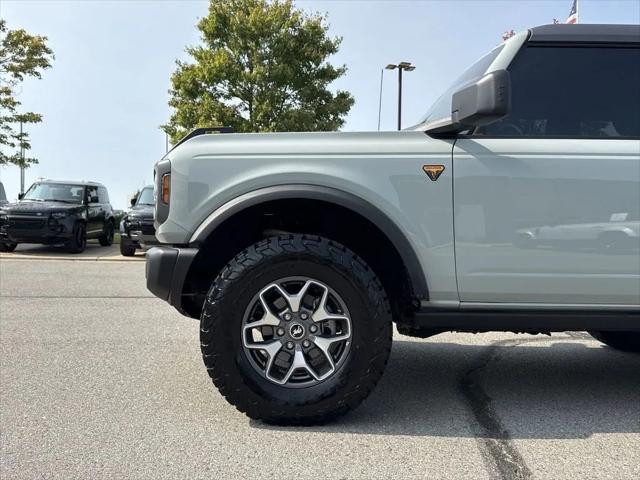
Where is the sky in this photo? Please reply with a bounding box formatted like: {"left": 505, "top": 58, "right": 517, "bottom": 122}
{"left": 1, "top": 0, "right": 638, "bottom": 209}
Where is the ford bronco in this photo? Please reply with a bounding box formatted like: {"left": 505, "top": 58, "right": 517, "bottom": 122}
{"left": 146, "top": 24, "right": 640, "bottom": 424}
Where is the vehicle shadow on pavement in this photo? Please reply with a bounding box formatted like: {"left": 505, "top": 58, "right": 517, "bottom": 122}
{"left": 2, "top": 242, "right": 144, "bottom": 259}
{"left": 253, "top": 336, "right": 640, "bottom": 439}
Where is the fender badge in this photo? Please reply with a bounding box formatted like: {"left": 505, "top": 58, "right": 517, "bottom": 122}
{"left": 422, "top": 165, "right": 445, "bottom": 181}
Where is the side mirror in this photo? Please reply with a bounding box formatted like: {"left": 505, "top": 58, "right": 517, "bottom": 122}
{"left": 130, "top": 197, "right": 137, "bottom": 207}
{"left": 18, "top": 193, "right": 24, "bottom": 200}
{"left": 451, "top": 69, "right": 511, "bottom": 128}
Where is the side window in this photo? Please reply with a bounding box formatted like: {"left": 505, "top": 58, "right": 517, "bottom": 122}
{"left": 98, "top": 187, "right": 109, "bottom": 204}
{"left": 478, "top": 46, "right": 640, "bottom": 138}
{"left": 87, "top": 186, "right": 99, "bottom": 203}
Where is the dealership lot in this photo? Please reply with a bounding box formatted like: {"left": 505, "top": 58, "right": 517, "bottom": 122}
{"left": 1, "top": 258, "right": 639, "bottom": 479}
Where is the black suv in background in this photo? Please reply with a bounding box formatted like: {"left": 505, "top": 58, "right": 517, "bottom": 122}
{"left": 0, "top": 180, "right": 115, "bottom": 253}
{"left": 119, "top": 185, "right": 156, "bottom": 256}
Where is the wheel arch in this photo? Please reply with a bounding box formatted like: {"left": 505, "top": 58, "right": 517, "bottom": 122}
{"left": 189, "top": 184, "right": 428, "bottom": 300}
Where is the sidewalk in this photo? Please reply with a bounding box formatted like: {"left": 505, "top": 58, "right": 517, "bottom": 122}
{"left": 0, "top": 242, "right": 145, "bottom": 262}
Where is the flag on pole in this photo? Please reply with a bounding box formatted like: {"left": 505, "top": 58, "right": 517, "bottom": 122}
{"left": 566, "top": 0, "right": 578, "bottom": 24}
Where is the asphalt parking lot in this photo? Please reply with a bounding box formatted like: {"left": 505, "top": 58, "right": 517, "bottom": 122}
{"left": 1, "top": 256, "right": 639, "bottom": 479}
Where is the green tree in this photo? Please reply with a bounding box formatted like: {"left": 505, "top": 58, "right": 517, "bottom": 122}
{"left": 0, "top": 19, "right": 54, "bottom": 167}
{"left": 163, "top": 0, "right": 354, "bottom": 141}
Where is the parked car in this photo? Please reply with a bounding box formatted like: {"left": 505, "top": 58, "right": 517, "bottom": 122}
{"left": 0, "top": 180, "right": 115, "bottom": 253}
{"left": 119, "top": 185, "right": 156, "bottom": 256}
{"left": 145, "top": 24, "right": 640, "bottom": 425}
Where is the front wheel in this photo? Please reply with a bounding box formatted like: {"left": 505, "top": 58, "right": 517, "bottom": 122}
{"left": 0, "top": 242, "right": 18, "bottom": 252}
{"left": 200, "top": 234, "right": 392, "bottom": 425}
{"left": 67, "top": 222, "right": 86, "bottom": 253}
{"left": 119, "top": 237, "right": 137, "bottom": 256}
{"left": 590, "top": 331, "right": 640, "bottom": 353}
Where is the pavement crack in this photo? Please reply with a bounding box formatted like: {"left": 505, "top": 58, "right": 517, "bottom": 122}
{"left": 459, "top": 338, "right": 534, "bottom": 480}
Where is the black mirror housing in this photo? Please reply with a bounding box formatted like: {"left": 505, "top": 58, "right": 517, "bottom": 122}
{"left": 451, "top": 69, "right": 511, "bottom": 128}
{"left": 130, "top": 197, "right": 137, "bottom": 207}
{"left": 18, "top": 193, "right": 24, "bottom": 200}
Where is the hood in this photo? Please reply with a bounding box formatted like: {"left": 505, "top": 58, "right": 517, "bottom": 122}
{"left": 1, "top": 200, "right": 83, "bottom": 215}
{"left": 126, "top": 203, "right": 154, "bottom": 219}
{"left": 164, "top": 130, "right": 439, "bottom": 161}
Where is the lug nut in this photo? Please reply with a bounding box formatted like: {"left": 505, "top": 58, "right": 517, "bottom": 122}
{"left": 276, "top": 328, "right": 285, "bottom": 337}
{"left": 300, "top": 312, "right": 308, "bottom": 320}
{"left": 302, "top": 340, "right": 311, "bottom": 348}
{"left": 283, "top": 313, "right": 292, "bottom": 321}
{"left": 309, "top": 325, "right": 318, "bottom": 333}
{"left": 286, "top": 341, "right": 294, "bottom": 350}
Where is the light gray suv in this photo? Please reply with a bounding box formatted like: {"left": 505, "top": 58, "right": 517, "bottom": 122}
{"left": 146, "top": 24, "right": 640, "bottom": 425}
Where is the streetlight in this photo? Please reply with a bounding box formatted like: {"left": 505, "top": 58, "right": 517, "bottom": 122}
{"left": 385, "top": 61, "right": 415, "bottom": 130}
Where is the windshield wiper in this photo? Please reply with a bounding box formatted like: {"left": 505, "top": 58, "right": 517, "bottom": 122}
{"left": 43, "top": 198, "right": 78, "bottom": 204}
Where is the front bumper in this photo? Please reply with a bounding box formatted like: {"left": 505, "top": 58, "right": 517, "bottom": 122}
{"left": 0, "top": 215, "right": 75, "bottom": 243}
{"left": 121, "top": 220, "right": 158, "bottom": 246}
{"left": 145, "top": 246, "right": 198, "bottom": 307}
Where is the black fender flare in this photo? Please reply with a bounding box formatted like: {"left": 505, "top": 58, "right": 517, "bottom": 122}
{"left": 189, "top": 184, "right": 428, "bottom": 299}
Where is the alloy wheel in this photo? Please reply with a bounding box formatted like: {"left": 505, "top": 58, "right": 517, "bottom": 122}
{"left": 241, "top": 276, "right": 352, "bottom": 388}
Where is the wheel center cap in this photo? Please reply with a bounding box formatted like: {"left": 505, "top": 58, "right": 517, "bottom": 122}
{"left": 289, "top": 323, "right": 305, "bottom": 340}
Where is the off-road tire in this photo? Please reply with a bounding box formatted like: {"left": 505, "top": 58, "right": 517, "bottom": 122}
{"left": 590, "top": 331, "right": 640, "bottom": 353}
{"left": 99, "top": 221, "right": 114, "bottom": 247}
{"left": 119, "top": 237, "right": 137, "bottom": 256}
{"left": 200, "top": 234, "right": 392, "bottom": 425}
{"left": 67, "top": 222, "right": 87, "bottom": 254}
{"left": 0, "top": 242, "right": 17, "bottom": 252}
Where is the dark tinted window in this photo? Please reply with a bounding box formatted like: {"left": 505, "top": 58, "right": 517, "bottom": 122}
{"left": 98, "top": 187, "right": 109, "bottom": 203}
{"left": 87, "top": 186, "right": 99, "bottom": 203}
{"left": 478, "top": 46, "right": 640, "bottom": 138}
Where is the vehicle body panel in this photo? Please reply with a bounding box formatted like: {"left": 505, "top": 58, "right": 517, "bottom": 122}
{"left": 157, "top": 131, "right": 459, "bottom": 302}
{"left": 453, "top": 138, "right": 640, "bottom": 305}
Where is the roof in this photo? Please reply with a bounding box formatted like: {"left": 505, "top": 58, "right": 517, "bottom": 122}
{"left": 528, "top": 24, "right": 640, "bottom": 44}
{"left": 38, "top": 179, "right": 106, "bottom": 187}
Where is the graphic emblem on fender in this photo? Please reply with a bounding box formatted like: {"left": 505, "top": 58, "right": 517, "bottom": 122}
{"left": 289, "top": 323, "right": 305, "bottom": 339}
{"left": 422, "top": 164, "right": 445, "bottom": 181}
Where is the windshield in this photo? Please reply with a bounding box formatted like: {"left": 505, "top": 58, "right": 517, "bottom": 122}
{"left": 23, "top": 183, "right": 85, "bottom": 204}
{"left": 136, "top": 187, "right": 154, "bottom": 206}
{"left": 419, "top": 45, "right": 504, "bottom": 125}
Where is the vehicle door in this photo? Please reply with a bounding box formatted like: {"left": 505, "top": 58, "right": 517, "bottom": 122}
{"left": 85, "top": 186, "right": 103, "bottom": 236}
{"left": 98, "top": 187, "right": 111, "bottom": 231}
{"left": 453, "top": 44, "right": 640, "bottom": 305}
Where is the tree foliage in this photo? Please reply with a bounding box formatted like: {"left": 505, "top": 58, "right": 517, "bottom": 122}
{"left": 0, "top": 19, "right": 54, "bottom": 167}
{"left": 163, "top": 0, "right": 354, "bottom": 141}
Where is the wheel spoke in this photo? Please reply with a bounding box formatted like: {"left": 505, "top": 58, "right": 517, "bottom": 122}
{"left": 312, "top": 332, "right": 350, "bottom": 371}
{"left": 267, "top": 280, "right": 316, "bottom": 313}
{"left": 311, "top": 287, "right": 349, "bottom": 323}
{"left": 256, "top": 293, "right": 283, "bottom": 326}
{"left": 242, "top": 296, "right": 281, "bottom": 347}
{"left": 282, "top": 348, "right": 319, "bottom": 383}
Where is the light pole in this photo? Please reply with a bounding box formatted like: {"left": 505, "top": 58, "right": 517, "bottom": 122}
{"left": 385, "top": 61, "right": 415, "bottom": 130}
{"left": 377, "top": 69, "right": 384, "bottom": 131}
{"left": 19, "top": 120, "right": 25, "bottom": 195}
